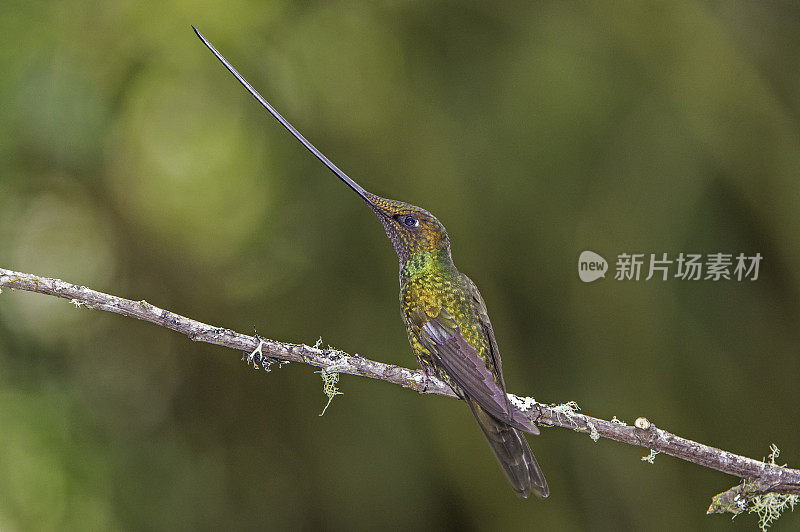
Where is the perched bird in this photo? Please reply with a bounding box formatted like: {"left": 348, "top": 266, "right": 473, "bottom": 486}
{"left": 194, "top": 27, "right": 548, "bottom": 499}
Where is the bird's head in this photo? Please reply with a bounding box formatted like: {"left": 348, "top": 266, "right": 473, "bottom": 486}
{"left": 362, "top": 193, "right": 451, "bottom": 263}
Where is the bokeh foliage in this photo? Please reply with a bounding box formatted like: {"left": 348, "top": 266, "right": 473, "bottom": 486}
{"left": 1, "top": 1, "right": 799, "bottom": 530}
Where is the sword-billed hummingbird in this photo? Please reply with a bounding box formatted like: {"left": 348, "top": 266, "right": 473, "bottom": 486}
{"left": 194, "top": 27, "right": 548, "bottom": 499}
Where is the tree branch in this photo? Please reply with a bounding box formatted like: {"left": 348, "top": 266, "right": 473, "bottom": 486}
{"left": 2, "top": 266, "right": 798, "bottom": 516}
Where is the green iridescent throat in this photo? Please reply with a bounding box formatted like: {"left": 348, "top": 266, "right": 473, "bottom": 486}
{"left": 401, "top": 249, "right": 455, "bottom": 282}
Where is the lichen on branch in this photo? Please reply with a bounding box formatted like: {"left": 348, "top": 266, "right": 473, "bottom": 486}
{"left": 1, "top": 266, "right": 799, "bottom": 529}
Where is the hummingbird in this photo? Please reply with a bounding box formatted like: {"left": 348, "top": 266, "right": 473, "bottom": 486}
{"left": 194, "top": 27, "right": 548, "bottom": 499}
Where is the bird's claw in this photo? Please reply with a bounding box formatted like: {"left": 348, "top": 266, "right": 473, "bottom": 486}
{"left": 417, "top": 368, "right": 432, "bottom": 393}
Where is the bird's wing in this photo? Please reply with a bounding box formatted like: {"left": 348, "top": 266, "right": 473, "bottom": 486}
{"left": 460, "top": 273, "right": 505, "bottom": 390}
{"left": 408, "top": 304, "right": 537, "bottom": 434}
{"left": 462, "top": 275, "right": 538, "bottom": 433}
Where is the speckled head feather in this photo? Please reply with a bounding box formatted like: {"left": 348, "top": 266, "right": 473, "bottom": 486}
{"left": 362, "top": 192, "right": 451, "bottom": 264}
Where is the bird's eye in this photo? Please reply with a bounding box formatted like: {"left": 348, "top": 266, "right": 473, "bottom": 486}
{"left": 402, "top": 215, "right": 419, "bottom": 227}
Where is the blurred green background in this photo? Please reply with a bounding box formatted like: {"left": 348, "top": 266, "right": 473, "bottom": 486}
{"left": 1, "top": 1, "right": 799, "bottom": 530}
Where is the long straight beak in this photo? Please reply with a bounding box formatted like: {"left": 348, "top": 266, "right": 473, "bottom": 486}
{"left": 193, "top": 26, "right": 376, "bottom": 208}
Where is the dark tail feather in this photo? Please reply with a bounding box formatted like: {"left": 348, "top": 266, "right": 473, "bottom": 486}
{"left": 467, "top": 399, "right": 549, "bottom": 499}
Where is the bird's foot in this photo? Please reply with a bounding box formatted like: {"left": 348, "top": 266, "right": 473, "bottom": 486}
{"left": 243, "top": 334, "right": 289, "bottom": 372}
{"left": 416, "top": 368, "right": 434, "bottom": 393}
